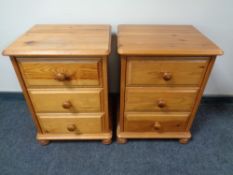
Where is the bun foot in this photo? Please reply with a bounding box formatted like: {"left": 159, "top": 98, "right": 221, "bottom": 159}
{"left": 117, "top": 138, "right": 127, "bottom": 144}
{"left": 38, "top": 140, "right": 50, "bottom": 146}
{"left": 179, "top": 138, "right": 190, "bottom": 144}
{"left": 102, "top": 139, "right": 112, "bottom": 145}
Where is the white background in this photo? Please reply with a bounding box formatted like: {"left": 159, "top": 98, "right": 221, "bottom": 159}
{"left": 0, "top": 0, "right": 232, "bottom": 95}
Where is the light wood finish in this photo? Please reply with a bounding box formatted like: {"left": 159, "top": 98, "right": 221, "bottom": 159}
{"left": 18, "top": 58, "right": 102, "bottom": 87}
{"left": 10, "top": 57, "right": 43, "bottom": 133}
{"left": 117, "top": 25, "right": 222, "bottom": 143}
{"left": 38, "top": 113, "right": 103, "bottom": 134}
{"left": 3, "top": 25, "right": 112, "bottom": 144}
{"left": 3, "top": 25, "right": 111, "bottom": 56}
{"left": 185, "top": 57, "right": 216, "bottom": 130}
{"left": 125, "top": 87, "right": 198, "bottom": 112}
{"left": 118, "top": 25, "right": 223, "bottom": 56}
{"left": 117, "top": 124, "right": 191, "bottom": 139}
{"left": 126, "top": 57, "right": 209, "bottom": 86}
{"left": 37, "top": 132, "right": 112, "bottom": 140}
{"left": 29, "top": 88, "right": 103, "bottom": 113}
{"left": 124, "top": 112, "right": 189, "bottom": 132}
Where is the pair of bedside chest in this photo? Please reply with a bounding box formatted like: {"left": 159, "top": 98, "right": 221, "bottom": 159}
{"left": 3, "top": 25, "right": 223, "bottom": 145}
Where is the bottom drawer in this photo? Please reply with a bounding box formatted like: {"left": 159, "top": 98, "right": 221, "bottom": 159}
{"left": 38, "top": 113, "right": 103, "bottom": 134}
{"left": 124, "top": 112, "right": 189, "bottom": 132}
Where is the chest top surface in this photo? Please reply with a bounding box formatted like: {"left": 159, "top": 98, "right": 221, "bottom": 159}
{"left": 117, "top": 25, "right": 223, "bottom": 56}
{"left": 3, "top": 25, "right": 111, "bottom": 57}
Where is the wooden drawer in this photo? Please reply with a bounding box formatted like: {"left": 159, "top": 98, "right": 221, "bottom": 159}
{"left": 29, "top": 88, "right": 103, "bottom": 113}
{"left": 124, "top": 112, "right": 189, "bottom": 132}
{"left": 126, "top": 57, "right": 209, "bottom": 86}
{"left": 17, "top": 58, "right": 102, "bottom": 87}
{"left": 125, "top": 87, "right": 198, "bottom": 112}
{"left": 38, "top": 113, "right": 103, "bottom": 134}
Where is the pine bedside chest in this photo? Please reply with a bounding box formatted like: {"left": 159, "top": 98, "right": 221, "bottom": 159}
{"left": 3, "top": 25, "right": 112, "bottom": 145}
{"left": 117, "top": 25, "right": 223, "bottom": 144}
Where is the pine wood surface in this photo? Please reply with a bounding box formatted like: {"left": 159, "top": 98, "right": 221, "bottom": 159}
{"left": 4, "top": 25, "right": 112, "bottom": 144}
{"left": 126, "top": 57, "right": 209, "bottom": 86}
{"left": 125, "top": 87, "right": 198, "bottom": 112}
{"left": 28, "top": 88, "right": 103, "bottom": 113}
{"left": 38, "top": 113, "right": 103, "bottom": 134}
{"left": 18, "top": 58, "right": 102, "bottom": 87}
{"left": 124, "top": 112, "right": 189, "bottom": 132}
{"left": 117, "top": 25, "right": 222, "bottom": 143}
{"left": 118, "top": 25, "right": 223, "bottom": 56}
{"left": 3, "top": 25, "right": 111, "bottom": 56}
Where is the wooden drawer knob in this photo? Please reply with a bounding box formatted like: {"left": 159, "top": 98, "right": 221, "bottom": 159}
{"left": 55, "top": 73, "right": 70, "bottom": 81}
{"left": 163, "top": 72, "right": 172, "bottom": 81}
{"left": 62, "top": 100, "right": 72, "bottom": 109}
{"left": 67, "top": 124, "right": 76, "bottom": 132}
{"left": 157, "top": 99, "right": 166, "bottom": 108}
{"left": 154, "top": 121, "right": 161, "bottom": 131}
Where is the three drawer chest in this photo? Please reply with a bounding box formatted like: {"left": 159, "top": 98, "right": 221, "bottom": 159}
{"left": 117, "top": 25, "right": 223, "bottom": 144}
{"left": 3, "top": 25, "right": 112, "bottom": 145}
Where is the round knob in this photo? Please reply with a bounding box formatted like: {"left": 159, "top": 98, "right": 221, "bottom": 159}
{"left": 157, "top": 99, "right": 166, "bottom": 108}
{"left": 154, "top": 122, "right": 161, "bottom": 131}
{"left": 163, "top": 72, "right": 172, "bottom": 81}
{"left": 62, "top": 101, "right": 72, "bottom": 109}
{"left": 55, "top": 73, "right": 69, "bottom": 81}
{"left": 67, "top": 124, "right": 76, "bottom": 132}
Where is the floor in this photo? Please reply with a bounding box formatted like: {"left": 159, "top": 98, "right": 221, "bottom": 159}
{"left": 0, "top": 93, "right": 232, "bottom": 175}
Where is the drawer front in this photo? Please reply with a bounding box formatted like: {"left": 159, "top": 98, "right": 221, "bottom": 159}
{"left": 124, "top": 112, "right": 189, "bottom": 132}
{"left": 18, "top": 58, "right": 102, "bottom": 87}
{"left": 29, "top": 88, "right": 103, "bottom": 113}
{"left": 125, "top": 87, "right": 198, "bottom": 112}
{"left": 126, "top": 57, "right": 209, "bottom": 86}
{"left": 38, "top": 113, "right": 103, "bottom": 134}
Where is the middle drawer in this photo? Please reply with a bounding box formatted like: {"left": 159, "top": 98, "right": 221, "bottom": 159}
{"left": 29, "top": 88, "right": 103, "bottom": 113}
{"left": 125, "top": 87, "right": 198, "bottom": 112}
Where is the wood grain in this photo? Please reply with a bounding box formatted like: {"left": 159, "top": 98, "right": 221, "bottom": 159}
{"left": 118, "top": 25, "right": 223, "bottom": 56}
{"left": 10, "top": 57, "right": 43, "bottom": 133}
{"left": 38, "top": 113, "right": 103, "bottom": 134}
{"left": 186, "top": 57, "right": 216, "bottom": 130}
{"left": 124, "top": 112, "right": 189, "bottom": 132}
{"left": 29, "top": 88, "right": 103, "bottom": 113}
{"left": 18, "top": 58, "right": 102, "bottom": 87}
{"left": 3, "top": 24, "right": 112, "bottom": 143}
{"left": 3, "top": 25, "right": 111, "bottom": 56}
{"left": 117, "top": 124, "right": 191, "bottom": 139}
{"left": 127, "top": 57, "right": 209, "bottom": 86}
{"left": 117, "top": 25, "right": 222, "bottom": 142}
{"left": 125, "top": 87, "right": 198, "bottom": 112}
{"left": 37, "top": 132, "right": 112, "bottom": 140}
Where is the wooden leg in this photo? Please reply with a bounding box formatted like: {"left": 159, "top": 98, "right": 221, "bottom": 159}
{"left": 102, "top": 138, "right": 112, "bottom": 145}
{"left": 38, "top": 140, "right": 50, "bottom": 146}
{"left": 179, "top": 138, "right": 190, "bottom": 144}
{"left": 117, "top": 137, "right": 127, "bottom": 144}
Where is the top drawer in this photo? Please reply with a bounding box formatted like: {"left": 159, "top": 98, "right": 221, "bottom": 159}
{"left": 17, "top": 58, "right": 102, "bottom": 87}
{"left": 126, "top": 57, "right": 209, "bottom": 86}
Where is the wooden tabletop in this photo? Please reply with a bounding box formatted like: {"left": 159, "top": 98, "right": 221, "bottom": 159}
{"left": 3, "top": 25, "right": 111, "bottom": 56}
{"left": 117, "top": 25, "right": 223, "bottom": 56}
